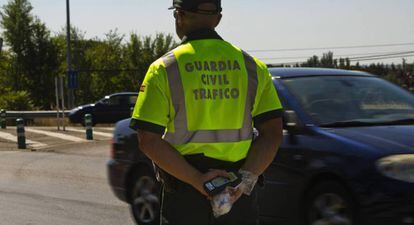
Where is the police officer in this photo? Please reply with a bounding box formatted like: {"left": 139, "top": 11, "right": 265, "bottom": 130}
{"left": 130, "top": 0, "right": 284, "bottom": 224}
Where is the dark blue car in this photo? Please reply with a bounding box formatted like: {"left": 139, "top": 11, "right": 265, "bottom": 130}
{"left": 69, "top": 92, "right": 137, "bottom": 125}
{"left": 107, "top": 68, "right": 414, "bottom": 225}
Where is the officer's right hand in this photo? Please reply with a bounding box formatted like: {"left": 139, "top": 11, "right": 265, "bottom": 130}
{"left": 193, "top": 169, "right": 230, "bottom": 197}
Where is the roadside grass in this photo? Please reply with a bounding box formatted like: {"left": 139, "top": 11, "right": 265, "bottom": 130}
{"left": 32, "top": 118, "right": 74, "bottom": 127}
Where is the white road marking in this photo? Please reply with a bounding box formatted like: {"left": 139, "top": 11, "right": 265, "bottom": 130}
{"left": 65, "top": 127, "right": 112, "bottom": 138}
{"left": 98, "top": 127, "right": 115, "bottom": 131}
{"left": 25, "top": 128, "right": 85, "bottom": 142}
{"left": 0, "top": 131, "right": 48, "bottom": 149}
{"left": 26, "top": 140, "right": 48, "bottom": 148}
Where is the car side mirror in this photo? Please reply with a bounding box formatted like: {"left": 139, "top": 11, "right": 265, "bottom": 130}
{"left": 283, "top": 110, "right": 303, "bottom": 134}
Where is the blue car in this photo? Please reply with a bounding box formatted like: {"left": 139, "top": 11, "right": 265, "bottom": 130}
{"left": 69, "top": 92, "right": 138, "bottom": 126}
{"left": 107, "top": 68, "right": 414, "bottom": 225}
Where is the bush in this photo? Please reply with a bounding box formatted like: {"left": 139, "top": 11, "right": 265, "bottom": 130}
{"left": 0, "top": 90, "right": 35, "bottom": 111}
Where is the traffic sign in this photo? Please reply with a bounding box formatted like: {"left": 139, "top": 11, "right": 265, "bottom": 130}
{"left": 67, "top": 70, "right": 78, "bottom": 89}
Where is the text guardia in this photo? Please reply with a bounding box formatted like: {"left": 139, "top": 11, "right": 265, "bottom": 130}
{"left": 185, "top": 60, "right": 242, "bottom": 101}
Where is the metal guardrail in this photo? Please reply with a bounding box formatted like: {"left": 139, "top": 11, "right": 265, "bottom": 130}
{"left": 6, "top": 111, "right": 69, "bottom": 119}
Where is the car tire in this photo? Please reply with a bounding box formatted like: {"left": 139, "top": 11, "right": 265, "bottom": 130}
{"left": 130, "top": 173, "right": 160, "bottom": 225}
{"left": 305, "top": 181, "right": 356, "bottom": 225}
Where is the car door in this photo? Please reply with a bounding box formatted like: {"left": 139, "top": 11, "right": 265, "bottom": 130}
{"left": 115, "top": 94, "right": 138, "bottom": 121}
{"left": 258, "top": 81, "right": 308, "bottom": 224}
{"left": 92, "top": 97, "right": 110, "bottom": 123}
{"left": 258, "top": 128, "right": 308, "bottom": 223}
{"left": 108, "top": 95, "right": 132, "bottom": 123}
{"left": 93, "top": 95, "right": 125, "bottom": 123}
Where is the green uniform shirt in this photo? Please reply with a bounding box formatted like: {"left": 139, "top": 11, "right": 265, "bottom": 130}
{"left": 131, "top": 29, "right": 283, "bottom": 162}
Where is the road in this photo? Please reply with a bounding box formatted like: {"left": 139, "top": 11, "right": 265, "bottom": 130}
{"left": 0, "top": 140, "right": 135, "bottom": 225}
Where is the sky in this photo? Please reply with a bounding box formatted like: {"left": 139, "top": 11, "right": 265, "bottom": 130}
{"left": 1, "top": 0, "right": 414, "bottom": 65}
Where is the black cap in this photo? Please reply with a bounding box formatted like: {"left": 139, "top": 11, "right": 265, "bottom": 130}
{"left": 169, "top": 0, "right": 222, "bottom": 15}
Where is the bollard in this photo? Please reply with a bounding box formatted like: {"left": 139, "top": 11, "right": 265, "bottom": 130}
{"left": 84, "top": 114, "right": 93, "bottom": 140}
{"left": 16, "top": 118, "right": 26, "bottom": 149}
{"left": 1, "top": 109, "right": 6, "bottom": 129}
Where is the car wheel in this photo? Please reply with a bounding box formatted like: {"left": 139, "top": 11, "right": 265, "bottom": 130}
{"left": 305, "top": 181, "right": 356, "bottom": 225}
{"left": 130, "top": 175, "right": 160, "bottom": 225}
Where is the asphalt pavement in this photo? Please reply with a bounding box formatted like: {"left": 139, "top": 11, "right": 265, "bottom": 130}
{"left": 0, "top": 138, "right": 135, "bottom": 225}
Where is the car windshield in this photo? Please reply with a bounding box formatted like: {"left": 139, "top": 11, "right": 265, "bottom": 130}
{"left": 282, "top": 76, "right": 414, "bottom": 127}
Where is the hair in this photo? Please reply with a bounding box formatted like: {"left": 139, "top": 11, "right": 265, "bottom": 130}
{"left": 183, "top": 11, "right": 221, "bottom": 30}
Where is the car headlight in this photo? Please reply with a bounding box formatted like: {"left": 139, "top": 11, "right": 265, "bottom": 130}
{"left": 376, "top": 154, "right": 414, "bottom": 183}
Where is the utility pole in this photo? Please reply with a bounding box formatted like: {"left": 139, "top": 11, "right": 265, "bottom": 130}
{"left": 0, "top": 37, "right": 3, "bottom": 52}
{"left": 66, "top": 0, "right": 74, "bottom": 108}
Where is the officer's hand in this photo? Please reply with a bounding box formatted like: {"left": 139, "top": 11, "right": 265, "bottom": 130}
{"left": 194, "top": 169, "right": 230, "bottom": 197}
{"left": 228, "top": 186, "right": 243, "bottom": 204}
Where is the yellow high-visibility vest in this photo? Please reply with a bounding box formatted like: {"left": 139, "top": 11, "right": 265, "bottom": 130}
{"left": 131, "top": 33, "right": 283, "bottom": 162}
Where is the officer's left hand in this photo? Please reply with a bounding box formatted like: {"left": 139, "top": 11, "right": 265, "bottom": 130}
{"left": 193, "top": 169, "right": 230, "bottom": 197}
{"left": 227, "top": 186, "right": 243, "bottom": 204}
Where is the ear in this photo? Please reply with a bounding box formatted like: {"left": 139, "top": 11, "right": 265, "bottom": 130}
{"left": 214, "top": 13, "right": 222, "bottom": 27}
{"left": 176, "top": 10, "right": 186, "bottom": 24}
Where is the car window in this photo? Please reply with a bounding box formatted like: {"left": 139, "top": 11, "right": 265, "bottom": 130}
{"left": 108, "top": 96, "right": 124, "bottom": 105}
{"left": 282, "top": 76, "right": 414, "bottom": 125}
{"left": 128, "top": 95, "right": 138, "bottom": 105}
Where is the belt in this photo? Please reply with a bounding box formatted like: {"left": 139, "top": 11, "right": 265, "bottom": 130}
{"left": 184, "top": 154, "right": 245, "bottom": 173}
{"left": 156, "top": 154, "right": 263, "bottom": 192}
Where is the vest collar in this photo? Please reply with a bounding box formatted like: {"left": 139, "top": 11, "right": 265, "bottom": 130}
{"left": 181, "top": 29, "right": 223, "bottom": 44}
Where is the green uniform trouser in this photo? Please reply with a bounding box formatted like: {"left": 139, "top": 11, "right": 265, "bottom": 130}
{"left": 158, "top": 155, "right": 260, "bottom": 225}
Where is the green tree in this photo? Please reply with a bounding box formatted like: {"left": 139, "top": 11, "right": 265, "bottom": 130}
{"left": 1, "top": 0, "right": 60, "bottom": 109}
{"left": 1, "top": 0, "right": 178, "bottom": 108}
{"left": 124, "top": 32, "right": 176, "bottom": 88}
{"left": 320, "top": 52, "right": 335, "bottom": 68}
{"left": 27, "top": 18, "right": 60, "bottom": 108}
{"left": 303, "top": 55, "right": 320, "bottom": 67}
{"left": 0, "top": 50, "right": 13, "bottom": 93}
{"left": 0, "top": 0, "right": 33, "bottom": 90}
{"left": 53, "top": 29, "right": 178, "bottom": 105}
{"left": 299, "top": 52, "right": 414, "bottom": 93}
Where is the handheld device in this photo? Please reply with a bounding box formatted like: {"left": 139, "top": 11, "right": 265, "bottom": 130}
{"left": 203, "top": 172, "right": 242, "bottom": 196}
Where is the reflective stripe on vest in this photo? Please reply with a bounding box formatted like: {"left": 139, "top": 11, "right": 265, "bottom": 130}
{"left": 162, "top": 51, "right": 258, "bottom": 145}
